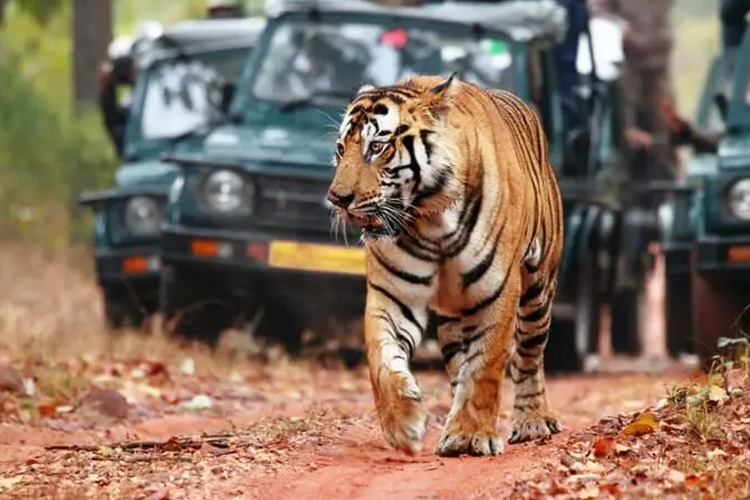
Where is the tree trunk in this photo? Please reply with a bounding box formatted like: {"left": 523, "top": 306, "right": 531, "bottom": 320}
{"left": 72, "top": 0, "right": 113, "bottom": 106}
{"left": 0, "top": 0, "right": 7, "bottom": 27}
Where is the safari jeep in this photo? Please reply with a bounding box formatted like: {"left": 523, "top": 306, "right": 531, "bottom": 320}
{"left": 660, "top": 44, "right": 740, "bottom": 359}
{"left": 78, "top": 17, "right": 265, "bottom": 330}
{"left": 159, "top": 0, "right": 628, "bottom": 371}
{"left": 660, "top": 16, "right": 750, "bottom": 368}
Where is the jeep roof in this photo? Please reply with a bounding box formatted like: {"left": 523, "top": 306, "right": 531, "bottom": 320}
{"left": 264, "top": 0, "right": 568, "bottom": 43}
{"left": 141, "top": 17, "right": 267, "bottom": 64}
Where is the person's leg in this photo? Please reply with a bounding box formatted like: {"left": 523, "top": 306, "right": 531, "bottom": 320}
{"left": 641, "top": 64, "right": 675, "bottom": 360}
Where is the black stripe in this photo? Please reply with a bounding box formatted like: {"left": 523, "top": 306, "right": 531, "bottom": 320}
{"left": 445, "top": 195, "right": 482, "bottom": 258}
{"left": 372, "top": 250, "right": 433, "bottom": 286}
{"left": 518, "top": 296, "right": 552, "bottom": 323}
{"left": 369, "top": 282, "right": 424, "bottom": 335}
{"left": 518, "top": 331, "right": 549, "bottom": 351}
{"left": 373, "top": 310, "right": 416, "bottom": 358}
{"left": 401, "top": 135, "right": 422, "bottom": 190}
{"left": 419, "top": 129, "right": 433, "bottom": 158}
{"left": 466, "top": 324, "right": 493, "bottom": 345}
{"left": 461, "top": 272, "right": 508, "bottom": 317}
{"left": 412, "top": 166, "right": 450, "bottom": 208}
{"left": 461, "top": 236, "right": 498, "bottom": 290}
{"left": 520, "top": 280, "right": 545, "bottom": 307}
{"left": 347, "top": 105, "right": 365, "bottom": 117}
{"left": 396, "top": 237, "right": 441, "bottom": 262}
{"left": 440, "top": 323, "right": 493, "bottom": 365}
{"left": 461, "top": 349, "right": 482, "bottom": 367}
{"left": 441, "top": 342, "right": 463, "bottom": 364}
{"left": 515, "top": 390, "right": 544, "bottom": 400}
{"left": 434, "top": 313, "right": 461, "bottom": 326}
{"left": 510, "top": 359, "right": 539, "bottom": 376}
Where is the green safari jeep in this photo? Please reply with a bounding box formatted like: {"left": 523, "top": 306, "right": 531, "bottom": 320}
{"left": 78, "top": 18, "right": 264, "bottom": 330}
{"left": 661, "top": 15, "right": 750, "bottom": 367}
{"left": 159, "top": 0, "right": 629, "bottom": 371}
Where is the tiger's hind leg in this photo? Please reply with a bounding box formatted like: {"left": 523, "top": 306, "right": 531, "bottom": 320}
{"left": 508, "top": 267, "right": 562, "bottom": 444}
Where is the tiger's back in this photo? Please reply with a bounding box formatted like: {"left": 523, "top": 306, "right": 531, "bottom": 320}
{"left": 327, "top": 73, "right": 564, "bottom": 457}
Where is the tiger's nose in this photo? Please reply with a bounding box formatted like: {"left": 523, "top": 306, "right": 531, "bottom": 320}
{"left": 326, "top": 191, "right": 354, "bottom": 209}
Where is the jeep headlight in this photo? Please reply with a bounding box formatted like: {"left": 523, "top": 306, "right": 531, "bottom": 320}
{"left": 202, "top": 169, "right": 250, "bottom": 213}
{"left": 123, "top": 196, "right": 163, "bottom": 236}
{"left": 728, "top": 179, "right": 750, "bottom": 220}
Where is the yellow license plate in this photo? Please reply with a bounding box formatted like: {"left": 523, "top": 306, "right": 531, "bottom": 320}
{"left": 268, "top": 240, "right": 366, "bottom": 276}
{"left": 728, "top": 244, "right": 750, "bottom": 263}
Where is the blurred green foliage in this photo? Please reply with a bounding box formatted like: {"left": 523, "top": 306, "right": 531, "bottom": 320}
{"left": 0, "top": 2, "right": 115, "bottom": 248}
{"left": 0, "top": 0, "right": 266, "bottom": 248}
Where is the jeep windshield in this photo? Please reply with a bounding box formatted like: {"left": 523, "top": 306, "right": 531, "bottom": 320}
{"left": 250, "top": 16, "right": 515, "bottom": 108}
{"left": 138, "top": 47, "right": 248, "bottom": 141}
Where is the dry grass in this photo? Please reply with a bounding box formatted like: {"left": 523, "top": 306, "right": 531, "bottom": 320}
{"left": 0, "top": 243, "right": 271, "bottom": 376}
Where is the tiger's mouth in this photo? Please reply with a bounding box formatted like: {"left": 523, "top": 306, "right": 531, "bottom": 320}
{"left": 351, "top": 214, "right": 396, "bottom": 239}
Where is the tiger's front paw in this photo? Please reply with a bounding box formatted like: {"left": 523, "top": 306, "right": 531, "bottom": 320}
{"left": 434, "top": 433, "right": 505, "bottom": 457}
{"left": 373, "top": 371, "right": 428, "bottom": 456}
{"left": 509, "top": 411, "right": 562, "bottom": 444}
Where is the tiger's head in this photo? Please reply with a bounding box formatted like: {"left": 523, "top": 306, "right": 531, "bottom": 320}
{"left": 327, "top": 73, "right": 461, "bottom": 240}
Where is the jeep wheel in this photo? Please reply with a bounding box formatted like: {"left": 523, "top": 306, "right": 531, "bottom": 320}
{"left": 545, "top": 257, "right": 599, "bottom": 373}
{"left": 545, "top": 320, "right": 584, "bottom": 374}
{"left": 102, "top": 285, "right": 151, "bottom": 331}
{"left": 691, "top": 270, "right": 750, "bottom": 371}
{"left": 610, "top": 283, "right": 646, "bottom": 355}
{"left": 665, "top": 272, "right": 693, "bottom": 358}
{"left": 160, "top": 265, "right": 237, "bottom": 347}
{"left": 252, "top": 296, "right": 305, "bottom": 355}
{"left": 578, "top": 253, "right": 602, "bottom": 355}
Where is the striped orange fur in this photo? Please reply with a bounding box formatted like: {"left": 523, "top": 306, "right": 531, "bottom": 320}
{"left": 327, "top": 73, "right": 564, "bottom": 456}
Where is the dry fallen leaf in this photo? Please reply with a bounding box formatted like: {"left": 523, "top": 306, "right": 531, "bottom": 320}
{"left": 707, "top": 385, "right": 729, "bottom": 405}
{"left": 37, "top": 402, "right": 57, "bottom": 418}
{"left": 621, "top": 411, "right": 659, "bottom": 436}
{"left": 592, "top": 436, "right": 615, "bottom": 458}
{"left": 666, "top": 469, "right": 686, "bottom": 484}
{"left": 577, "top": 484, "right": 600, "bottom": 499}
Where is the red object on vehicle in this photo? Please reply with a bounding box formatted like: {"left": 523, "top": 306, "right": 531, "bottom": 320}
{"left": 380, "top": 28, "right": 408, "bottom": 48}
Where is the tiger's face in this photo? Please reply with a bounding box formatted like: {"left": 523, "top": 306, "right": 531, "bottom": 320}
{"left": 327, "top": 73, "right": 459, "bottom": 240}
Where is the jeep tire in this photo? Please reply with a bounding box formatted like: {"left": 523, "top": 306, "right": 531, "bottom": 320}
{"left": 102, "top": 285, "right": 152, "bottom": 330}
{"left": 160, "top": 264, "right": 238, "bottom": 347}
{"left": 665, "top": 272, "right": 693, "bottom": 358}
{"left": 691, "top": 270, "right": 750, "bottom": 371}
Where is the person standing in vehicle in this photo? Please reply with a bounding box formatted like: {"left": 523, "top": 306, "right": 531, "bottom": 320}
{"left": 587, "top": 0, "right": 677, "bottom": 179}
{"left": 586, "top": 0, "right": 676, "bottom": 359}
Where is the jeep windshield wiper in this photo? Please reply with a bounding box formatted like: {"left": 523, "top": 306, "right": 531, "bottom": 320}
{"left": 277, "top": 89, "right": 353, "bottom": 112}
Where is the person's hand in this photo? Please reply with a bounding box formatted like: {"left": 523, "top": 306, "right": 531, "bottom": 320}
{"left": 625, "top": 127, "right": 654, "bottom": 149}
{"left": 658, "top": 99, "right": 687, "bottom": 134}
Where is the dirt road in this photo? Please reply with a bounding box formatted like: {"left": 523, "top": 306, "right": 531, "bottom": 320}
{"left": 3, "top": 245, "right": 735, "bottom": 500}
{"left": 0, "top": 357, "right": 699, "bottom": 500}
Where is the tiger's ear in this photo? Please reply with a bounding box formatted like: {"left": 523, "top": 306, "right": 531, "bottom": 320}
{"left": 427, "top": 72, "right": 459, "bottom": 119}
{"left": 430, "top": 72, "right": 458, "bottom": 97}
{"left": 357, "top": 84, "right": 376, "bottom": 95}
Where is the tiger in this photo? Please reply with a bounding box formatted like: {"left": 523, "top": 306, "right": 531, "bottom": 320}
{"left": 326, "top": 72, "right": 564, "bottom": 457}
